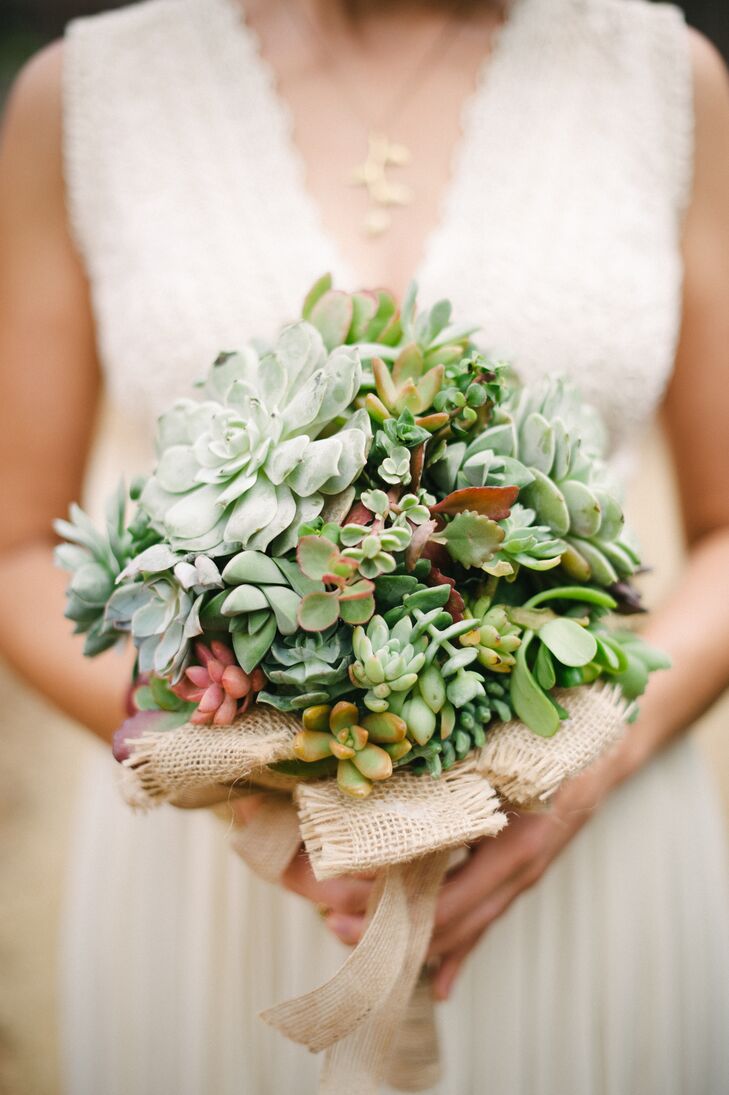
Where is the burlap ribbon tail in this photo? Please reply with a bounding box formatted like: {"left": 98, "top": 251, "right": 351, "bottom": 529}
{"left": 119, "top": 682, "right": 632, "bottom": 1092}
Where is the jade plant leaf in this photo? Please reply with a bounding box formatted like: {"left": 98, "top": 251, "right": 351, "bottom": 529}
{"left": 510, "top": 638, "right": 561, "bottom": 737}
{"left": 538, "top": 618, "right": 598, "bottom": 667}
{"left": 298, "top": 591, "right": 340, "bottom": 632}
{"left": 297, "top": 536, "right": 340, "bottom": 582}
{"left": 232, "top": 615, "right": 277, "bottom": 672}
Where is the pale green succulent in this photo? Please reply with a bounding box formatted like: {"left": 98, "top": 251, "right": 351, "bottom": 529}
{"left": 395, "top": 492, "right": 433, "bottom": 525}
{"left": 483, "top": 504, "right": 565, "bottom": 576}
{"left": 459, "top": 603, "right": 522, "bottom": 673}
{"left": 54, "top": 484, "right": 134, "bottom": 656}
{"left": 139, "top": 323, "right": 371, "bottom": 557}
{"left": 349, "top": 614, "right": 427, "bottom": 712}
{"left": 339, "top": 522, "right": 411, "bottom": 579}
{"left": 105, "top": 573, "right": 205, "bottom": 682}
{"left": 429, "top": 378, "right": 635, "bottom": 586}
{"left": 259, "top": 625, "right": 353, "bottom": 710}
{"left": 377, "top": 436, "right": 412, "bottom": 485}
{"left": 359, "top": 488, "right": 433, "bottom": 527}
{"left": 205, "top": 550, "right": 313, "bottom": 672}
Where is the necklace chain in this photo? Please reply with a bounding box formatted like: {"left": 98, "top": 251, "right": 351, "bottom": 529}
{"left": 282, "top": 0, "right": 471, "bottom": 237}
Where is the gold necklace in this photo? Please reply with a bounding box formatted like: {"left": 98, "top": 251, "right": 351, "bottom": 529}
{"left": 284, "top": 1, "right": 468, "bottom": 237}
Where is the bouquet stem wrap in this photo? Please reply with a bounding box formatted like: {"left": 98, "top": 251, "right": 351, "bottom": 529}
{"left": 120, "top": 683, "right": 630, "bottom": 1092}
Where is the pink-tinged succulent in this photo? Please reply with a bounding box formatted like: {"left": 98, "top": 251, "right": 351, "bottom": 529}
{"left": 171, "top": 641, "right": 265, "bottom": 725}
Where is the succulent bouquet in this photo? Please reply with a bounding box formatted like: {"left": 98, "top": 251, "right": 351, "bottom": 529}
{"left": 56, "top": 276, "right": 669, "bottom": 1091}
{"left": 57, "top": 275, "right": 667, "bottom": 799}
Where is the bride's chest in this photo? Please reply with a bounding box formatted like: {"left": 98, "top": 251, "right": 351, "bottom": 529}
{"left": 79, "top": 0, "right": 685, "bottom": 464}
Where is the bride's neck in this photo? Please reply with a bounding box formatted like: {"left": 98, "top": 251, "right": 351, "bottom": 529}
{"left": 282, "top": 0, "right": 502, "bottom": 51}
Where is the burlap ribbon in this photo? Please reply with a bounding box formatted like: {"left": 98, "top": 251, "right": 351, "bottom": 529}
{"left": 119, "top": 683, "right": 631, "bottom": 1092}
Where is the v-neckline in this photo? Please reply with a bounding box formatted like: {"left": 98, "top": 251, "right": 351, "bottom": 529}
{"left": 213, "top": 0, "right": 530, "bottom": 293}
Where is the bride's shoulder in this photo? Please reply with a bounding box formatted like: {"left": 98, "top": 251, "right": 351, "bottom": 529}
{"left": 64, "top": 0, "right": 190, "bottom": 43}
{"left": 2, "top": 0, "right": 184, "bottom": 138}
{"left": 1, "top": 43, "right": 64, "bottom": 184}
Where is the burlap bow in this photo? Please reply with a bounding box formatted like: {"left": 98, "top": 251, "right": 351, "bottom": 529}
{"left": 120, "top": 683, "right": 630, "bottom": 1093}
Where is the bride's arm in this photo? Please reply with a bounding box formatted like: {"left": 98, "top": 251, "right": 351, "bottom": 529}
{"left": 323, "top": 30, "right": 729, "bottom": 992}
{"left": 0, "top": 45, "right": 376, "bottom": 923}
{"left": 0, "top": 45, "right": 134, "bottom": 740}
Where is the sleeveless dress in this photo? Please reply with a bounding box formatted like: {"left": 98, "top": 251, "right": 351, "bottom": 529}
{"left": 60, "top": 1, "right": 729, "bottom": 1092}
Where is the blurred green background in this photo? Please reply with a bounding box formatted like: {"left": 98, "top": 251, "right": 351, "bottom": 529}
{"left": 1, "top": 0, "right": 728, "bottom": 98}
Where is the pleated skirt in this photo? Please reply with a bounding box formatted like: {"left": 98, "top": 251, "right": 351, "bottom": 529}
{"left": 60, "top": 734, "right": 729, "bottom": 1095}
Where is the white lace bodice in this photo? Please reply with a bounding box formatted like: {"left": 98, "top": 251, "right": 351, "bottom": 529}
{"left": 63, "top": 0, "right": 692, "bottom": 478}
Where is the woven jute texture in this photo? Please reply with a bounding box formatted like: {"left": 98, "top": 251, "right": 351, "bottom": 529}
{"left": 120, "top": 707, "right": 299, "bottom": 808}
{"left": 384, "top": 970, "right": 442, "bottom": 1091}
{"left": 226, "top": 794, "right": 302, "bottom": 885}
{"left": 296, "top": 758, "right": 507, "bottom": 881}
{"left": 118, "top": 684, "right": 630, "bottom": 1092}
{"left": 262, "top": 852, "right": 451, "bottom": 1095}
{"left": 477, "top": 683, "right": 633, "bottom": 805}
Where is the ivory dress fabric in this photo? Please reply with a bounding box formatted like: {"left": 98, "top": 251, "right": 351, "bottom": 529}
{"left": 60, "top": 0, "right": 729, "bottom": 1091}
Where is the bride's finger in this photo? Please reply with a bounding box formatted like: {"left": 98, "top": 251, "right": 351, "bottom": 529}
{"left": 431, "top": 940, "right": 477, "bottom": 1002}
{"left": 428, "top": 881, "right": 512, "bottom": 961}
{"left": 324, "top": 912, "right": 366, "bottom": 946}
{"left": 433, "top": 839, "right": 524, "bottom": 934}
{"left": 282, "top": 853, "right": 373, "bottom": 915}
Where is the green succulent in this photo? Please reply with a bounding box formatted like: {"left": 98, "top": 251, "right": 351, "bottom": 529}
{"left": 296, "top": 535, "right": 376, "bottom": 631}
{"left": 202, "top": 550, "right": 312, "bottom": 672}
{"left": 429, "top": 378, "right": 635, "bottom": 586}
{"left": 430, "top": 352, "right": 507, "bottom": 438}
{"left": 377, "top": 435, "right": 412, "bottom": 485}
{"left": 459, "top": 602, "right": 522, "bottom": 673}
{"left": 349, "top": 614, "right": 427, "bottom": 712}
{"left": 139, "top": 323, "right": 371, "bottom": 556}
{"left": 259, "top": 625, "right": 353, "bottom": 710}
{"left": 587, "top": 626, "right": 672, "bottom": 703}
{"left": 351, "top": 586, "right": 486, "bottom": 719}
{"left": 105, "top": 572, "right": 206, "bottom": 682}
{"left": 54, "top": 483, "right": 134, "bottom": 656}
{"left": 303, "top": 277, "right": 477, "bottom": 371}
{"left": 484, "top": 503, "right": 566, "bottom": 576}
{"left": 402, "top": 682, "right": 513, "bottom": 777}
{"left": 339, "top": 522, "right": 411, "bottom": 578}
{"left": 293, "top": 701, "right": 410, "bottom": 798}
{"left": 303, "top": 275, "right": 403, "bottom": 352}
{"left": 365, "top": 351, "right": 448, "bottom": 432}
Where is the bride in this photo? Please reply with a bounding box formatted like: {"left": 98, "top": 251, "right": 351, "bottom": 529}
{"left": 1, "top": 0, "right": 729, "bottom": 1091}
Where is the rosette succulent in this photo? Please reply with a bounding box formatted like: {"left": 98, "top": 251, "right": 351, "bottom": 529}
{"left": 459, "top": 603, "right": 522, "bottom": 673}
{"left": 365, "top": 352, "right": 448, "bottom": 432}
{"left": 198, "top": 549, "right": 318, "bottom": 672}
{"left": 260, "top": 625, "right": 353, "bottom": 710}
{"left": 349, "top": 614, "right": 428, "bottom": 712}
{"left": 293, "top": 701, "right": 410, "bottom": 798}
{"left": 339, "top": 522, "right": 411, "bottom": 579}
{"left": 54, "top": 484, "right": 134, "bottom": 655}
{"left": 105, "top": 571, "right": 205, "bottom": 682}
{"left": 171, "top": 641, "right": 265, "bottom": 725}
{"left": 139, "top": 323, "right": 372, "bottom": 556}
{"left": 429, "top": 378, "right": 635, "bottom": 585}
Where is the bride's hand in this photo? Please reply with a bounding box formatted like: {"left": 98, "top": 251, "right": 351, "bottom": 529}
{"left": 320, "top": 754, "right": 620, "bottom": 990}
{"left": 281, "top": 849, "right": 375, "bottom": 920}
{"left": 229, "top": 796, "right": 374, "bottom": 921}
{"left": 426, "top": 757, "right": 619, "bottom": 1000}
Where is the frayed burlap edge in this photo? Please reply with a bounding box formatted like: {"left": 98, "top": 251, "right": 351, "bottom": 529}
{"left": 120, "top": 707, "right": 299, "bottom": 809}
{"left": 476, "top": 682, "right": 633, "bottom": 806}
{"left": 297, "top": 756, "right": 507, "bottom": 881}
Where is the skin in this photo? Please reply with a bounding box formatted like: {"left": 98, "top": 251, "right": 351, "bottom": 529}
{"left": 1, "top": 0, "right": 728, "bottom": 1001}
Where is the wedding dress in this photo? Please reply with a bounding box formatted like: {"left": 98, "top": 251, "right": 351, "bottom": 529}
{"left": 59, "top": 0, "right": 729, "bottom": 1091}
